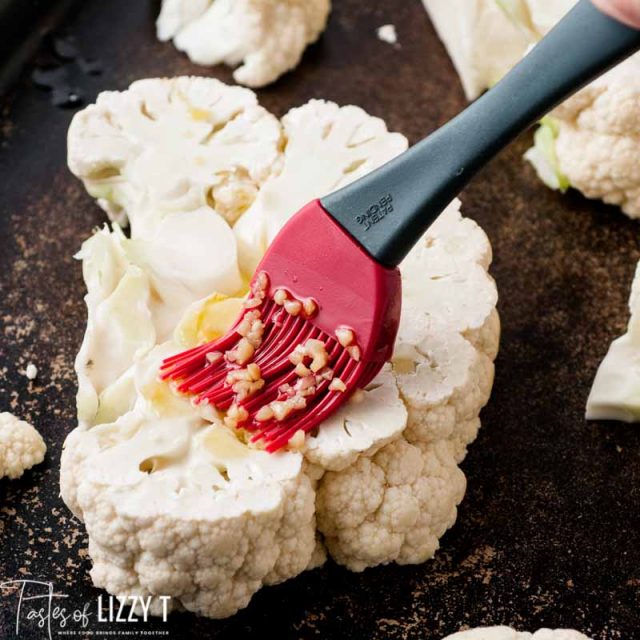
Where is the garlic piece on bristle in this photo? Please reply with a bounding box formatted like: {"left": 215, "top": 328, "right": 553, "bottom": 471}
{"left": 288, "top": 429, "right": 306, "bottom": 451}
{"left": 302, "top": 298, "right": 317, "bottom": 317}
{"left": 273, "top": 289, "right": 288, "bottom": 305}
{"left": 347, "top": 345, "right": 361, "bottom": 362}
{"left": 335, "top": 328, "right": 354, "bottom": 347}
{"left": 284, "top": 300, "right": 302, "bottom": 316}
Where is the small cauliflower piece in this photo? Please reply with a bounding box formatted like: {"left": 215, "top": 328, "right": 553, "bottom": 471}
{"left": 443, "top": 628, "right": 592, "bottom": 640}
{"left": 526, "top": 54, "right": 640, "bottom": 218}
{"left": 157, "top": 0, "right": 331, "bottom": 88}
{"left": 422, "top": 0, "right": 532, "bottom": 100}
{"left": 68, "top": 77, "right": 282, "bottom": 232}
{"left": 0, "top": 412, "right": 46, "bottom": 480}
{"left": 234, "top": 99, "right": 408, "bottom": 274}
{"left": 587, "top": 261, "right": 640, "bottom": 421}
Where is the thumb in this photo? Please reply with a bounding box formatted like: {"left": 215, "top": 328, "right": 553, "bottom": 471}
{"left": 592, "top": 0, "right": 640, "bottom": 28}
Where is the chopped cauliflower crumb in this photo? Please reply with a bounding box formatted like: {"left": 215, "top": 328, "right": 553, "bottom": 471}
{"left": 377, "top": 24, "right": 397, "bottom": 45}
{"left": 25, "top": 363, "right": 38, "bottom": 380}
{"left": 0, "top": 412, "right": 47, "bottom": 480}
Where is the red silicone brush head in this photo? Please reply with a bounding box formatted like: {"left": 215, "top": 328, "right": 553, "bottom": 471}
{"left": 160, "top": 200, "right": 401, "bottom": 452}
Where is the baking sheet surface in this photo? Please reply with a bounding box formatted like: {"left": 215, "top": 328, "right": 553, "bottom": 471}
{"left": 0, "top": 1, "right": 639, "bottom": 638}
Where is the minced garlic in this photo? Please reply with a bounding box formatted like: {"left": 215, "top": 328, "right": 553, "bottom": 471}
{"left": 224, "top": 404, "right": 248, "bottom": 429}
{"left": 335, "top": 328, "right": 354, "bottom": 347}
{"left": 329, "top": 378, "right": 346, "bottom": 392}
{"left": 287, "top": 429, "right": 306, "bottom": 451}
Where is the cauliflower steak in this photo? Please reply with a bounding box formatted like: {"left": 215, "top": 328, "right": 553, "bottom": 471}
{"left": 62, "top": 77, "right": 499, "bottom": 618}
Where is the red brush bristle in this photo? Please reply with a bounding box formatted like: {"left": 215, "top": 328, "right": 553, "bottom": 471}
{"left": 160, "top": 282, "right": 366, "bottom": 452}
{"left": 159, "top": 200, "right": 403, "bottom": 453}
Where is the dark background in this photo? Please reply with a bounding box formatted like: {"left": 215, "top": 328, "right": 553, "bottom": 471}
{"left": 1, "top": 1, "right": 639, "bottom": 638}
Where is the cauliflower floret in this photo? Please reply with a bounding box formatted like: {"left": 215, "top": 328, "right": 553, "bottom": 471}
{"left": 422, "top": 0, "right": 532, "bottom": 101}
{"left": 422, "top": 0, "right": 574, "bottom": 100}
{"left": 526, "top": 55, "right": 640, "bottom": 218}
{"left": 67, "top": 77, "right": 282, "bottom": 232}
{"left": 587, "top": 260, "right": 640, "bottom": 421}
{"left": 65, "top": 79, "right": 500, "bottom": 616}
{"left": 317, "top": 438, "right": 466, "bottom": 571}
{"left": 0, "top": 412, "right": 46, "bottom": 480}
{"left": 157, "top": 0, "right": 331, "bottom": 88}
{"left": 443, "top": 628, "right": 592, "bottom": 640}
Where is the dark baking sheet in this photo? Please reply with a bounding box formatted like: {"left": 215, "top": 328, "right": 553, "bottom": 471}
{"left": 1, "top": 1, "right": 640, "bottom": 638}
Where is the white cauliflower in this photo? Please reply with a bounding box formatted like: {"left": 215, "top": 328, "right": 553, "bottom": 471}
{"left": 62, "top": 345, "right": 316, "bottom": 619}
{"left": 424, "top": 0, "right": 640, "bottom": 218}
{"left": 443, "top": 627, "right": 592, "bottom": 640}
{"left": 422, "top": 0, "right": 573, "bottom": 100}
{"left": 422, "top": 0, "right": 528, "bottom": 100}
{"left": 67, "top": 77, "right": 282, "bottom": 232}
{"left": 525, "top": 54, "right": 640, "bottom": 218}
{"left": 157, "top": 0, "right": 331, "bottom": 88}
{"left": 63, "top": 78, "right": 499, "bottom": 617}
{"left": 587, "top": 261, "right": 640, "bottom": 422}
{"left": 0, "top": 412, "right": 46, "bottom": 480}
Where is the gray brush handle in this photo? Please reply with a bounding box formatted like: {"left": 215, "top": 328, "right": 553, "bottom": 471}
{"left": 322, "top": 0, "right": 640, "bottom": 267}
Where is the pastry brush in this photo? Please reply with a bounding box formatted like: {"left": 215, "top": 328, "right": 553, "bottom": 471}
{"left": 161, "top": 0, "right": 640, "bottom": 452}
